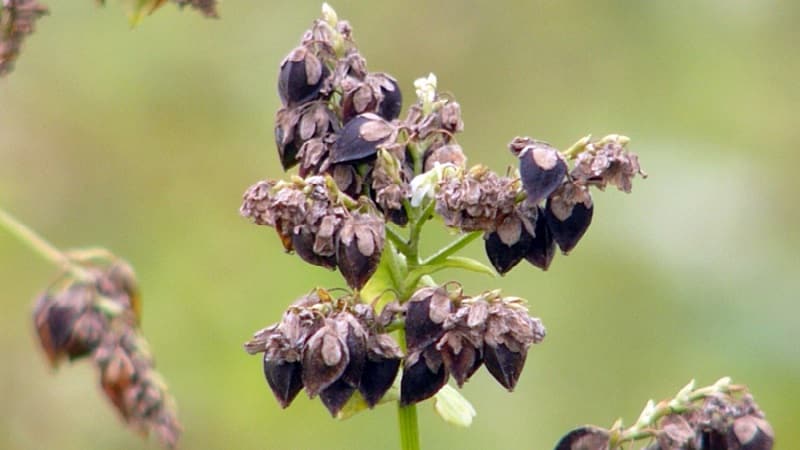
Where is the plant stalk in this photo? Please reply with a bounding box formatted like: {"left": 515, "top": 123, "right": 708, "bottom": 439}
{"left": 0, "top": 207, "right": 93, "bottom": 281}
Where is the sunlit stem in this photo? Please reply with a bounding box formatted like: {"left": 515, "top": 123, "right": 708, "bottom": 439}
{"left": 0, "top": 207, "right": 93, "bottom": 282}
{"left": 421, "top": 231, "right": 482, "bottom": 266}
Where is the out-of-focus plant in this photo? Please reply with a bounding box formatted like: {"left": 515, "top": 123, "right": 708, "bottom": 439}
{"left": 0, "top": 0, "right": 216, "bottom": 77}
{"left": 0, "top": 208, "right": 181, "bottom": 448}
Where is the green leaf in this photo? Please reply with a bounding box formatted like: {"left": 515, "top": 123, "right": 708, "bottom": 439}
{"left": 433, "top": 385, "right": 476, "bottom": 427}
{"left": 361, "top": 241, "right": 407, "bottom": 310}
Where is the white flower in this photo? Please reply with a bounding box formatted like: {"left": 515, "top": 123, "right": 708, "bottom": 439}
{"left": 414, "top": 73, "right": 438, "bottom": 109}
{"left": 409, "top": 162, "right": 459, "bottom": 207}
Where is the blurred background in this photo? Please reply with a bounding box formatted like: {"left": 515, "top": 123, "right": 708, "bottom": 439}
{"left": 1, "top": 1, "right": 798, "bottom": 449}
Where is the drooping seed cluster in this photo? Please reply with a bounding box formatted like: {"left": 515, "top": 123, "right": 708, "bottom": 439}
{"left": 244, "top": 289, "right": 404, "bottom": 416}
{"left": 33, "top": 257, "right": 181, "bottom": 449}
{"left": 401, "top": 286, "right": 545, "bottom": 405}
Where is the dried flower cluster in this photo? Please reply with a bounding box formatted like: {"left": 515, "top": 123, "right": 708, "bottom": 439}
{"left": 555, "top": 379, "right": 774, "bottom": 450}
{"left": 33, "top": 253, "right": 180, "bottom": 448}
{"left": 401, "top": 286, "right": 545, "bottom": 404}
{"left": 244, "top": 289, "right": 403, "bottom": 416}
{"left": 0, "top": 0, "right": 48, "bottom": 76}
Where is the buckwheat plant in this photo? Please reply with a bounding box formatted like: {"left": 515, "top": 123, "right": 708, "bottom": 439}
{"left": 0, "top": 208, "right": 181, "bottom": 448}
{"left": 239, "top": 4, "right": 652, "bottom": 449}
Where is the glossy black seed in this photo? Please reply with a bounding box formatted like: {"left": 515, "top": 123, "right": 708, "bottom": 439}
{"left": 441, "top": 344, "right": 482, "bottom": 388}
{"left": 400, "top": 352, "right": 449, "bottom": 405}
{"left": 484, "top": 229, "right": 532, "bottom": 275}
{"left": 359, "top": 357, "right": 401, "bottom": 407}
{"left": 404, "top": 297, "right": 444, "bottom": 351}
{"left": 330, "top": 114, "right": 393, "bottom": 164}
{"left": 291, "top": 230, "right": 337, "bottom": 269}
{"left": 263, "top": 357, "right": 304, "bottom": 408}
{"left": 377, "top": 77, "right": 402, "bottom": 121}
{"left": 518, "top": 143, "right": 567, "bottom": 205}
{"left": 483, "top": 343, "right": 526, "bottom": 391}
{"left": 525, "top": 207, "right": 557, "bottom": 271}
{"left": 554, "top": 426, "right": 610, "bottom": 450}
{"left": 319, "top": 379, "right": 356, "bottom": 416}
{"left": 278, "top": 47, "right": 329, "bottom": 107}
{"left": 545, "top": 200, "right": 594, "bottom": 254}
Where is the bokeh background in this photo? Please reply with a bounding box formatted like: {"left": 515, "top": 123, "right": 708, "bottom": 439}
{"left": 1, "top": 1, "right": 798, "bottom": 449}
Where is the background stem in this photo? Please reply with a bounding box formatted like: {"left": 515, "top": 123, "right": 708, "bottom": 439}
{"left": 0, "top": 207, "right": 93, "bottom": 281}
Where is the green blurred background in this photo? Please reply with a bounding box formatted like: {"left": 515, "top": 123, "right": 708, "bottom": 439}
{"left": 2, "top": 1, "right": 798, "bottom": 449}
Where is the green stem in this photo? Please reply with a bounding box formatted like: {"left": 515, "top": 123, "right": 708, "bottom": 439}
{"left": 421, "top": 231, "right": 482, "bottom": 266}
{"left": 396, "top": 328, "right": 420, "bottom": 450}
{"left": 0, "top": 207, "right": 93, "bottom": 281}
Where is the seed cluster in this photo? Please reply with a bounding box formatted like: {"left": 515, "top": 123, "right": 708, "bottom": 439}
{"left": 244, "top": 289, "right": 403, "bottom": 416}
{"left": 33, "top": 256, "right": 181, "bottom": 448}
{"left": 241, "top": 5, "right": 643, "bottom": 418}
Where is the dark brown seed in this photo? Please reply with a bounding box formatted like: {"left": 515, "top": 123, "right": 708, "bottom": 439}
{"left": 302, "top": 326, "right": 349, "bottom": 397}
{"left": 263, "top": 357, "right": 304, "bottom": 408}
{"left": 545, "top": 199, "right": 593, "bottom": 254}
{"left": 291, "top": 230, "right": 337, "bottom": 269}
{"left": 319, "top": 379, "right": 356, "bottom": 416}
{"left": 404, "top": 296, "right": 444, "bottom": 351}
{"left": 700, "top": 428, "right": 729, "bottom": 450}
{"left": 525, "top": 207, "right": 557, "bottom": 271}
{"left": 400, "top": 351, "right": 449, "bottom": 405}
{"left": 330, "top": 114, "right": 393, "bottom": 164}
{"left": 359, "top": 357, "right": 401, "bottom": 407}
{"left": 339, "top": 323, "right": 367, "bottom": 387}
{"left": 441, "top": 344, "right": 482, "bottom": 388}
{"left": 554, "top": 426, "right": 610, "bottom": 450}
{"left": 336, "top": 214, "right": 384, "bottom": 290}
{"left": 275, "top": 109, "right": 301, "bottom": 170}
{"left": 518, "top": 142, "right": 567, "bottom": 205}
{"left": 484, "top": 229, "right": 532, "bottom": 275}
{"left": 483, "top": 343, "right": 526, "bottom": 391}
{"left": 278, "top": 47, "right": 329, "bottom": 107}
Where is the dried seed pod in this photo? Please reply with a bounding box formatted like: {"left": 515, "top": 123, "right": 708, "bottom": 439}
{"left": 263, "top": 357, "right": 304, "bottom": 408}
{"left": 319, "top": 379, "right": 356, "bottom": 416}
{"left": 400, "top": 348, "right": 449, "bottom": 405}
{"left": 341, "top": 73, "right": 403, "bottom": 123}
{"left": 359, "top": 356, "right": 401, "bottom": 407}
{"left": 554, "top": 426, "right": 610, "bottom": 450}
{"left": 274, "top": 108, "right": 303, "bottom": 170}
{"left": 336, "top": 213, "right": 385, "bottom": 289}
{"left": 545, "top": 199, "right": 593, "bottom": 255}
{"left": 731, "top": 415, "right": 774, "bottom": 450}
{"left": 330, "top": 113, "right": 395, "bottom": 164}
{"left": 291, "top": 229, "right": 337, "bottom": 269}
{"left": 483, "top": 343, "right": 526, "bottom": 391}
{"left": 439, "top": 341, "right": 481, "bottom": 388}
{"left": 404, "top": 287, "right": 450, "bottom": 350}
{"left": 656, "top": 414, "right": 697, "bottom": 450}
{"left": 33, "top": 283, "right": 103, "bottom": 366}
{"left": 571, "top": 135, "right": 645, "bottom": 193}
{"left": 517, "top": 141, "right": 567, "bottom": 205}
{"left": 302, "top": 322, "right": 349, "bottom": 397}
{"left": 525, "top": 206, "right": 557, "bottom": 271}
{"left": 423, "top": 143, "right": 466, "bottom": 172}
{"left": 278, "top": 46, "right": 329, "bottom": 107}
{"left": 484, "top": 215, "right": 533, "bottom": 275}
